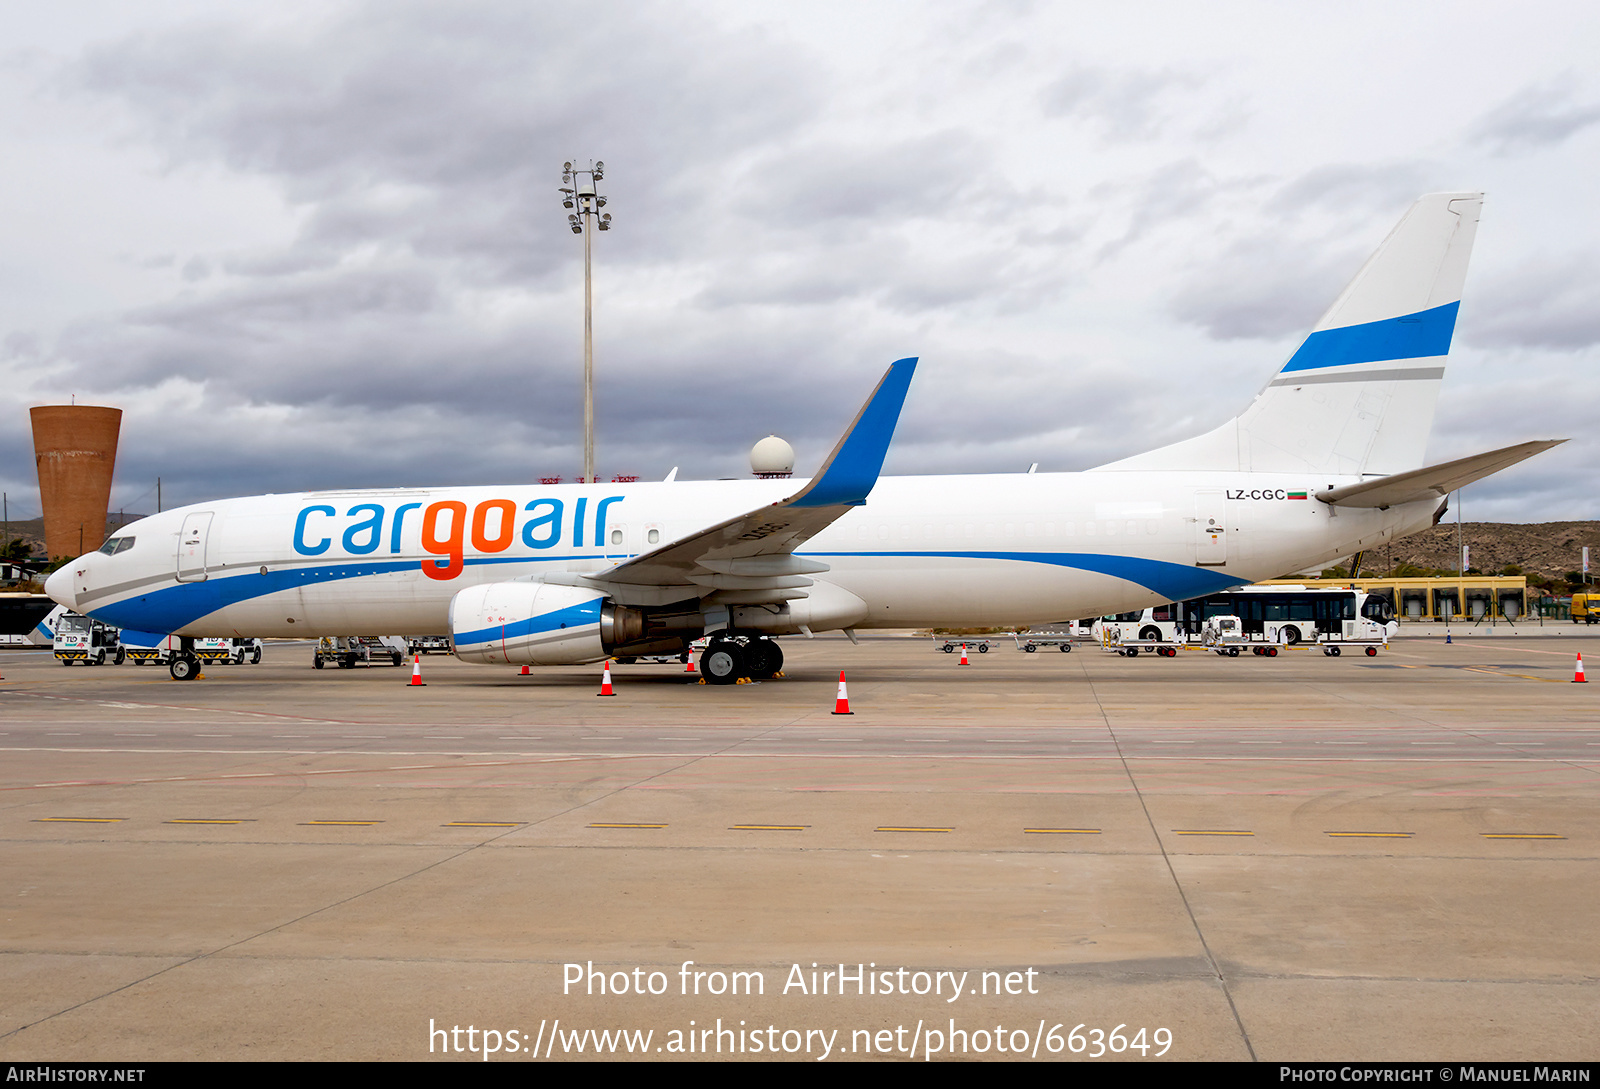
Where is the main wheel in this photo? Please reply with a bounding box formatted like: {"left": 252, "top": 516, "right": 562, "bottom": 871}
{"left": 170, "top": 655, "right": 199, "bottom": 681}
{"left": 700, "top": 642, "right": 744, "bottom": 685}
{"left": 745, "top": 639, "right": 784, "bottom": 679}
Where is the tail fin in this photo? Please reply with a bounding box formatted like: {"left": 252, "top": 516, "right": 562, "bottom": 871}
{"left": 1096, "top": 192, "right": 1482, "bottom": 477}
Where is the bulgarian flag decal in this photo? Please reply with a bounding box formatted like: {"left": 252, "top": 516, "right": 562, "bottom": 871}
{"left": 1288, "top": 490, "right": 1308, "bottom": 500}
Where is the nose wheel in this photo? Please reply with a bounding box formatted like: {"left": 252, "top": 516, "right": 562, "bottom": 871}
{"left": 169, "top": 653, "right": 201, "bottom": 681}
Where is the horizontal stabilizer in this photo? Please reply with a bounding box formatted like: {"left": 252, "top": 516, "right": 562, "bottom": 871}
{"left": 1318, "top": 440, "right": 1565, "bottom": 509}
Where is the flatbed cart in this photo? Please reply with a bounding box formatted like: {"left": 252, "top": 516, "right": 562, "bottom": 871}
{"left": 1312, "top": 634, "right": 1386, "bottom": 657}
{"left": 1100, "top": 628, "right": 1182, "bottom": 658}
{"left": 1012, "top": 631, "right": 1080, "bottom": 653}
{"left": 936, "top": 637, "right": 994, "bottom": 654}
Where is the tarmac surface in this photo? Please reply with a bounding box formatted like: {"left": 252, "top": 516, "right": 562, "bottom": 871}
{"left": 1, "top": 627, "right": 1596, "bottom": 1062}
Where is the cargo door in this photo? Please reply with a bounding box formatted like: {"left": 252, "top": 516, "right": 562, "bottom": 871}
{"left": 176, "top": 512, "right": 214, "bottom": 582}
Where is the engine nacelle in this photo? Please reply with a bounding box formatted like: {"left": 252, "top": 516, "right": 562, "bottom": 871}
{"left": 450, "top": 581, "right": 705, "bottom": 665}
{"left": 450, "top": 582, "right": 611, "bottom": 665}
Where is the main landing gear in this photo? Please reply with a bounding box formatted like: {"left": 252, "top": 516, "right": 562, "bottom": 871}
{"left": 698, "top": 634, "right": 784, "bottom": 686}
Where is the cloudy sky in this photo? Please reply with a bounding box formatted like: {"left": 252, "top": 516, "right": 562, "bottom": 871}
{"left": 2, "top": 1, "right": 1596, "bottom": 525}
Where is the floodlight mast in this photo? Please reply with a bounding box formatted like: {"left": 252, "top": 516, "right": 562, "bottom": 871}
{"left": 560, "top": 160, "right": 611, "bottom": 484}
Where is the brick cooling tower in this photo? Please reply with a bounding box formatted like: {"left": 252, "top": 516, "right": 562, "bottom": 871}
{"left": 31, "top": 405, "right": 122, "bottom": 560}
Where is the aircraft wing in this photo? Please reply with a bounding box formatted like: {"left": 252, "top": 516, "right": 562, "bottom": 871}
{"left": 583, "top": 358, "right": 916, "bottom": 599}
{"left": 1318, "top": 439, "right": 1565, "bottom": 509}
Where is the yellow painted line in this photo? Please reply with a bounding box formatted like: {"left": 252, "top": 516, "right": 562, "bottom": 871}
{"left": 588, "top": 822, "right": 667, "bottom": 829}
{"left": 1326, "top": 831, "right": 1415, "bottom": 838}
{"left": 1480, "top": 833, "right": 1565, "bottom": 840}
{"left": 875, "top": 826, "right": 952, "bottom": 833}
{"left": 1173, "top": 829, "right": 1253, "bottom": 836}
{"left": 445, "top": 822, "right": 523, "bottom": 828}
{"left": 35, "top": 817, "right": 126, "bottom": 823}
{"left": 302, "top": 820, "right": 383, "bottom": 826}
{"left": 1462, "top": 666, "right": 1564, "bottom": 684}
{"left": 730, "top": 824, "right": 809, "bottom": 831}
{"left": 1025, "top": 828, "right": 1102, "bottom": 834}
{"left": 166, "top": 819, "right": 254, "bottom": 825}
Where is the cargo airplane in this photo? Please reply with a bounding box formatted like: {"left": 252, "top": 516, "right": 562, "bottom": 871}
{"left": 47, "top": 193, "right": 1560, "bottom": 682}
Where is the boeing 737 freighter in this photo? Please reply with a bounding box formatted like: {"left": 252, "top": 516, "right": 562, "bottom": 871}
{"left": 46, "top": 193, "right": 1560, "bottom": 682}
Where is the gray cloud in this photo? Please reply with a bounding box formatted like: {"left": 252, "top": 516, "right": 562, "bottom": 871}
{"left": 1471, "top": 76, "right": 1600, "bottom": 155}
{"left": 1464, "top": 254, "right": 1600, "bottom": 351}
{"left": 1039, "top": 65, "right": 1201, "bottom": 140}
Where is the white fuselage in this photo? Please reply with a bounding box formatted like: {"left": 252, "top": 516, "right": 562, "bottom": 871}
{"left": 54, "top": 470, "right": 1439, "bottom": 639}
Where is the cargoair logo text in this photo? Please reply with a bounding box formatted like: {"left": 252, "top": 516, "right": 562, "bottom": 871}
{"left": 292, "top": 496, "right": 623, "bottom": 580}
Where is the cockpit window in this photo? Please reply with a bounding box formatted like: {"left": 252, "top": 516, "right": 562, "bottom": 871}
{"left": 97, "top": 537, "right": 136, "bottom": 555}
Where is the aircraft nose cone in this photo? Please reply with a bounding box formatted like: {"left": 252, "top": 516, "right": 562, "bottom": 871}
{"left": 44, "top": 564, "right": 78, "bottom": 611}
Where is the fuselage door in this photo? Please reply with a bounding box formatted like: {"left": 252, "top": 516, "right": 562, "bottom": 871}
{"left": 176, "top": 512, "right": 214, "bottom": 582}
{"left": 1195, "top": 491, "right": 1227, "bottom": 566}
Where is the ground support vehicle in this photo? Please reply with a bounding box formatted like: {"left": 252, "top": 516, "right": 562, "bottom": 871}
{"left": 53, "top": 612, "right": 123, "bottom": 665}
{"left": 936, "top": 638, "right": 993, "bottom": 654}
{"left": 1012, "top": 631, "right": 1080, "bottom": 653}
{"left": 195, "top": 637, "right": 242, "bottom": 665}
{"left": 314, "top": 636, "right": 408, "bottom": 669}
{"left": 407, "top": 636, "right": 452, "bottom": 654}
{"left": 229, "top": 638, "right": 263, "bottom": 664}
{"left": 1573, "top": 593, "right": 1599, "bottom": 625}
{"left": 1200, "top": 616, "right": 1251, "bottom": 658}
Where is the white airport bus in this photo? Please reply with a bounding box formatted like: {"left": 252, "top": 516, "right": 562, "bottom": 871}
{"left": 1105, "top": 586, "right": 1398, "bottom": 646}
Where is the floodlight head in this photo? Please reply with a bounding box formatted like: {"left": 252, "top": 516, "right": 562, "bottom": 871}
{"left": 596, "top": 196, "right": 606, "bottom": 208}
{"left": 563, "top": 161, "right": 573, "bottom": 171}
{"left": 563, "top": 199, "right": 574, "bottom": 209}
{"left": 595, "top": 161, "right": 604, "bottom": 172}
{"left": 571, "top": 225, "right": 582, "bottom": 234}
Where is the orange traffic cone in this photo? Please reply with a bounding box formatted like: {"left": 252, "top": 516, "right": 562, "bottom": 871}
{"left": 519, "top": 664, "right": 530, "bottom": 675}
{"left": 685, "top": 654, "right": 696, "bottom": 674}
{"left": 597, "top": 660, "right": 616, "bottom": 696}
{"left": 1575, "top": 654, "right": 1588, "bottom": 683}
{"left": 959, "top": 644, "right": 970, "bottom": 665}
{"left": 831, "top": 670, "right": 853, "bottom": 715}
{"left": 408, "top": 654, "right": 426, "bottom": 687}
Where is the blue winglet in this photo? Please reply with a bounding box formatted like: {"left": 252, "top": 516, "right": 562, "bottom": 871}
{"left": 789, "top": 357, "right": 917, "bottom": 508}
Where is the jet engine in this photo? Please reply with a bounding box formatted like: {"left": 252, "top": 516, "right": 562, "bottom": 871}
{"left": 449, "top": 581, "right": 700, "bottom": 665}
